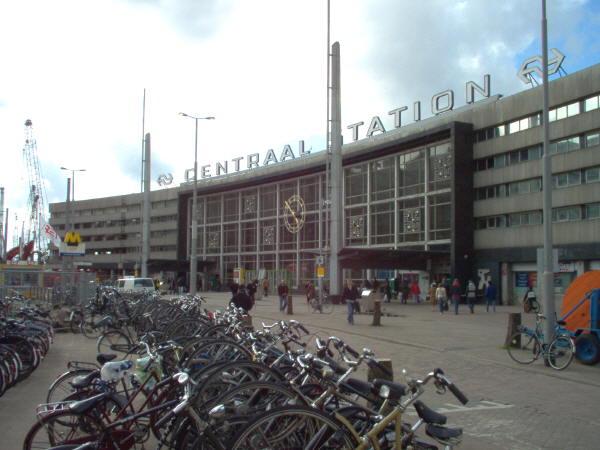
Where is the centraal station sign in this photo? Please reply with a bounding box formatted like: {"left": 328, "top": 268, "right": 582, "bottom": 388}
{"left": 181, "top": 74, "right": 492, "bottom": 183}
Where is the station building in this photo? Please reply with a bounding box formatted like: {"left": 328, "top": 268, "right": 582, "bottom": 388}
{"left": 48, "top": 62, "right": 600, "bottom": 304}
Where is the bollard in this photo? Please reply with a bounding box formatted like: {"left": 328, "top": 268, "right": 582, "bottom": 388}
{"left": 286, "top": 295, "right": 293, "bottom": 315}
{"left": 372, "top": 300, "right": 381, "bottom": 326}
{"left": 505, "top": 313, "right": 521, "bottom": 347}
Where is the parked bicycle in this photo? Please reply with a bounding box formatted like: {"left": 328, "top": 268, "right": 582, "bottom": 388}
{"left": 506, "top": 313, "right": 575, "bottom": 370}
{"left": 308, "top": 293, "right": 334, "bottom": 314}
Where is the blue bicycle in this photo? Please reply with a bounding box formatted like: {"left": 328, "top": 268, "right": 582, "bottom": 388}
{"left": 506, "top": 313, "right": 575, "bottom": 370}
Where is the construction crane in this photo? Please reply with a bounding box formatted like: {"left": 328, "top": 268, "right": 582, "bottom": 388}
{"left": 22, "top": 119, "right": 48, "bottom": 262}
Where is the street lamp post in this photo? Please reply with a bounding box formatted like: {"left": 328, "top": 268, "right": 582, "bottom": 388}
{"left": 179, "top": 113, "right": 215, "bottom": 295}
{"left": 60, "top": 167, "right": 86, "bottom": 202}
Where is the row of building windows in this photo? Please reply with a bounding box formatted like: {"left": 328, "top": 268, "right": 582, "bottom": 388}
{"left": 473, "top": 92, "right": 600, "bottom": 143}
{"left": 476, "top": 203, "right": 600, "bottom": 229}
{"left": 475, "top": 166, "right": 600, "bottom": 200}
{"left": 89, "top": 245, "right": 176, "bottom": 256}
{"left": 474, "top": 129, "right": 600, "bottom": 172}
{"left": 51, "top": 200, "right": 176, "bottom": 219}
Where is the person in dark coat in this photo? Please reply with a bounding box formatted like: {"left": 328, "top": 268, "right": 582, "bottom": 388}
{"left": 485, "top": 280, "right": 497, "bottom": 312}
{"left": 231, "top": 286, "right": 253, "bottom": 311}
{"left": 342, "top": 279, "right": 359, "bottom": 325}
{"left": 277, "top": 280, "right": 289, "bottom": 312}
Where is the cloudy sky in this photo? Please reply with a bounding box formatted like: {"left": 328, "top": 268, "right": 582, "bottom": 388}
{"left": 1, "top": 0, "right": 599, "bottom": 246}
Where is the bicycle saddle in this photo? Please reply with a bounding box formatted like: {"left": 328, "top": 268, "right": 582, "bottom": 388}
{"left": 68, "top": 392, "right": 111, "bottom": 414}
{"left": 425, "top": 423, "right": 463, "bottom": 443}
{"left": 96, "top": 353, "right": 117, "bottom": 365}
{"left": 69, "top": 370, "right": 100, "bottom": 389}
{"left": 414, "top": 400, "right": 447, "bottom": 425}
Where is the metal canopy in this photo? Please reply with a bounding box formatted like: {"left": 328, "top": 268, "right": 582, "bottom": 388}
{"left": 338, "top": 248, "right": 449, "bottom": 270}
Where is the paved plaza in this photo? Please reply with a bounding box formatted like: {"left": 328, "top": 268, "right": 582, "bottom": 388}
{"left": 2, "top": 292, "right": 599, "bottom": 449}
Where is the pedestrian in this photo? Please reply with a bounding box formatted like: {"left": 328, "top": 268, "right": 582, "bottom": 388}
{"left": 231, "top": 286, "right": 253, "bottom": 312}
{"left": 393, "top": 274, "right": 401, "bottom": 300}
{"left": 342, "top": 279, "right": 359, "bottom": 325}
{"left": 465, "top": 279, "right": 477, "bottom": 313}
{"left": 383, "top": 279, "right": 392, "bottom": 303}
{"left": 262, "top": 278, "right": 270, "bottom": 297}
{"left": 485, "top": 280, "right": 497, "bottom": 312}
{"left": 436, "top": 283, "right": 448, "bottom": 314}
{"left": 401, "top": 281, "right": 410, "bottom": 304}
{"left": 277, "top": 280, "right": 289, "bottom": 312}
{"left": 410, "top": 280, "right": 421, "bottom": 303}
{"left": 305, "top": 281, "right": 316, "bottom": 304}
{"left": 246, "top": 280, "right": 257, "bottom": 306}
{"left": 428, "top": 282, "right": 437, "bottom": 311}
{"left": 450, "top": 279, "right": 461, "bottom": 314}
{"left": 177, "top": 275, "right": 186, "bottom": 295}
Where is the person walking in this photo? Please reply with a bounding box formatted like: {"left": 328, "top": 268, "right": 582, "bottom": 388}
{"left": 485, "top": 280, "right": 497, "bottom": 312}
{"left": 393, "top": 274, "right": 401, "bottom": 300}
{"left": 342, "top": 279, "right": 359, "bottom": 325}
{"left": 428, "top": 282, "right": 437, "bottom": 311}
{"left": 305, "top": 281, "right": 316, "bottom": 304}
{"left": 450, "top": 279, "right": 462, "bottom": 314}
{"left": 436, "top": 283, "right": 448, "bottom": 314}
{"left": 383, "top": 279, "right": 392, "bottom": 303}
{"left": 465, "top": 279, "right": 477, "bottom": 314}
{"left": 401, "top": 281, "right": 410, "bottom": 304}
{"left": 410, "top": 280, "right": 421, "bottom": 303}
{"left": 262, "top": 278, "right": 270, "bottom": 297}
{"left": 277, "top": 280, "right": 289, "bottom": 312}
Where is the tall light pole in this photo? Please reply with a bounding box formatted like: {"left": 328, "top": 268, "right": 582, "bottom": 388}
{"left": 179, "top": 112, "right": 215, "bottom": 295}
{"left": 60, "top": 167, "right": 86, "bottom": 202}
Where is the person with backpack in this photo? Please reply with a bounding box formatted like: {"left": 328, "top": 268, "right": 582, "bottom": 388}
{"left": 485, "top": 280, "right": 497, "bottom": 312}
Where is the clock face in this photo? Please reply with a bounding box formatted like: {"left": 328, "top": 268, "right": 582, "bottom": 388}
{"left": 283, "top": 194, "right": 306, "bottom": 233}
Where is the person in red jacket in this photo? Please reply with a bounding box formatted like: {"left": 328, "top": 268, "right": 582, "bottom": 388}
{"left": 410, "top": 280, "right": 421, "bottom": 303}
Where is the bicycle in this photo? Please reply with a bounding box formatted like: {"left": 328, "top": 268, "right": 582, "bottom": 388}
{"left": 308, "top": 294, "right": 334, "bottom": 314}
{"left": 506, "top": 313, "right": 575, "bottom": 370}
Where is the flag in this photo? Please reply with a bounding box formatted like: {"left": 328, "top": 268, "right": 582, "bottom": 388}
{"left": 6, "top": 246, "right": 19, "bottom": 261}
{"left": 41, "top": 220, "right": 62, "bottom": 247}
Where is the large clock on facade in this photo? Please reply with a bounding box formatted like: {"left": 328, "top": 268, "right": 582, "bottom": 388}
{"left": 283, "top": 194, "right": 306, "bottom": 233}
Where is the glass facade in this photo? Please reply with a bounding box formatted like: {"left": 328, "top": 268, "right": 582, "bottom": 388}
{"left": 187, "top": 140, "right": 454, "bottom": 287}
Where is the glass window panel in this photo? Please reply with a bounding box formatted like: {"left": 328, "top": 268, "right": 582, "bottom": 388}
{"left": 568, "top": 137, "right": 581, "bottom": 151}
{"left": 494, "top": 154, "right": 506, "bottom": 168}
{"left": 477, "top": 129, "right": 486, "bottom": 142}
{"left": 495, "top": 125, "right": 506, "bottom": 137}
{"left": 278, "top": 253, "right": 296, "bottom": 279}
{"left": 554, "top": 173, "right": 568, "bottom": 188}
{"left": 240, "top": 221, "right": 257, "bottom": 252}
{"left": 206, "top": 195, "right": 221, "bottom": 224}
{"left": 428, "top": 193, "right": 450, "bottom": 240}
{"left": 223, "top": 223, "right": 239, "bottom": 253}
{"left": 498, "top": 215, "right": 507, "bottom": 227}
{"left": 567, "top": 102, "right": 580, "bottom": 117}
{"left": 240, "top": 188, "right": 258, "bottom": 220}
{"left": 486, "top": 128, "right": 495, "bottom": 140}
{"left": 569, "top": 207, "right": 582, "bottom": 220}
{"left": 519, "top": 118, "right": 529, "bottom": 131}
{"left": 530, "top": 113, "right": 541, "bottom": 127}
{"left": 428, "top": 143, "right": 452, "bottom": 191}
{"left": 584, "top": 96, "right": 599, "bottom": 112}
{"left": 398, "top": 198, "right": 424, "bottom": 242}
{"left": 585, "top": 203, "right": 600, "bottom": 219}
{"left": 240, "top": 254, "right": 257, "bottom": 271}
{"left": 530, "top": 212, "right": 542, "bottom": 225}
{"left": 279, "top": 219, "right": 297, "bottom": 250}
{"left": 549, "top": 142, "right": 558, "bottom": 154}
{"left": 585, "top": 132, "right": 600, "bottom": 148}
{"left": 344, "top": 164, "right": 368, "bottom": 205}
{"left": 585, "top": 167, "right": 600, "bottom": 183}
{"left": 398, "top": 149, "right": 425, "bottom": 197}
{"left": 206, "top": 225, "right": 220, "bottom": 253}
{"left": 548, "top": 108, "right": 557, "bottom": 122}
{"left": 557, "top": 139, "right": 569, "bottom": 153}
{"left": 258, "top": 253, "right": 276, "bottom": 271}
{"left": 260, "top": 185, "right": 277, "bottom": 218}
{"left": 370, "top": 157, "right": 395, "bottom": 201}
{"left": 498, "top": 185, "right": 507, "bottom": 197}
{"left": 299, "top": 213, "right": 319, "bottom": 249}
{"left": 568, "top": 171, "right": 581, "bottom": 185}
{"left": 509, "top": 120, "right": 520, "bottom": 134}
{"left": 299, "top": 175, "right": 320, "bottom": 211}
{"left": 299, "top": 252, "right": 317, "bottom": 284}
{"left": 529, "top": 145, "right": 542, "bottom": 160}
{"left": 223, "top": 193, "right": 239, "bottom": 222}
{"left": 345, "top": 206, "right": 367, "bottom": 246}
{"left": 556, "top": 106, "right": 568, "bottom": 120}
{"left": 259, "top": 219, "right": 276, "bottom": 252}
{"left": 509, "top": 151, "right": 520, "bottom": 165}
{"left": 370, "top": 202, "right": 394, "bottom": 245}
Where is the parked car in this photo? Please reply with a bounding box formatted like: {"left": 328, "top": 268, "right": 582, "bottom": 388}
{"left": 115, "top": 277, "right": 155, "bottom": 293}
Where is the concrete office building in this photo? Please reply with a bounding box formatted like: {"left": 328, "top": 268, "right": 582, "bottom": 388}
{"left": 49, "top": 62, "right": 600, "bottom": 304}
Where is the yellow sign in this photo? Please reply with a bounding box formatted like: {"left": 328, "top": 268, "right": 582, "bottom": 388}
{"left": 317, "top": 266, "right": 325, "bottom": 277}
{"left": 64, "top": 232, "right": 82, "bottom": 245}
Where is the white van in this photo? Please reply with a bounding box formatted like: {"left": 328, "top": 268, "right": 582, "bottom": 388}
{"left": 115, "top": 277, "right": 155, "bottom": 293}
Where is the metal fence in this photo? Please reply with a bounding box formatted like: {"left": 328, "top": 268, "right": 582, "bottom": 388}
{"left": 0, "top": 267, "right": 96, "bottom": 306}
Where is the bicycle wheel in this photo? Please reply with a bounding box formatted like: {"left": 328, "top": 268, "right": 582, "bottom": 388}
{"left": 97, "top": 330, "right": 132, "bottom": 354}
{"left": 46, "top": 368, "right": 96, "bottom": 404}
{"left": 22, "top": 411, "right": 104, "bottom": 450}
{"left": 547, "top": 335, "right": 575, "bottom": 370}
{"left": 80, "top": 313, "right": 103, "bottom": 339}
{"left": 229, "top": 406, "right": 357, "bottom": 449}
{"left": 506, "top": 331, "right": 540, "bottom": 364}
